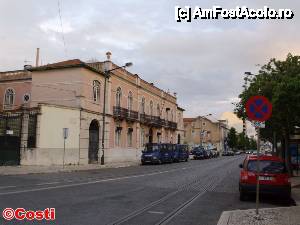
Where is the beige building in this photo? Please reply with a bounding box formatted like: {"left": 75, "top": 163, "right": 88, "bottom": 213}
{"left": 183, "top": 116, "right": 228, "bottom": 152}
{"left": 0, "top": 53, "right": 184, "bottom": 166}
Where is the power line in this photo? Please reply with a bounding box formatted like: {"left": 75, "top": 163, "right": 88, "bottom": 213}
{"left": 57, "top": 0, "right": 67, "bottom": 57}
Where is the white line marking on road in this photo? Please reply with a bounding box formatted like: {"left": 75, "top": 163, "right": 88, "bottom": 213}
{"left": 36, "top": 182, "right": 60, "bottom": 186}
{"left": 0, "top": 185, "right": 16, "bottom": 189}
{"left": 148, "top": 211, "right": 165, "bottom": 214}
{"left": 0, "top": 168, "right": 185, "bottom": 196}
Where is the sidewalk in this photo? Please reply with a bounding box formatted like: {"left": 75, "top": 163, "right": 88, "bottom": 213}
{"left": 0, "top": 162, "right": 139, "bottom": 176}
{"left": 217, "top": 206, "right": 300, "bottom": 225}
{"left": 291, "top": 173, "right": 300, "bottom": 205}
{"left": 217, "top": 174, "right": 300, "bottom": 225}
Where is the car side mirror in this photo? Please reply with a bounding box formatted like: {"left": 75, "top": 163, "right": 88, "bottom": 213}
{"left": 239, "top": 164, "right": 243, "bottom": 168}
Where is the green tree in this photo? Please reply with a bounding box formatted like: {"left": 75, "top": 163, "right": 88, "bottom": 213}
{"left": 236, "top": 133, "right": 250, "bottom": 150}
{"left": 234, "top": 53, "right": 300, "bottom": 174}
{"left": 227, "top": 127, "right": 238, "bottom": 150}
{"left": 249, "top": 138, "right": 257, "bottom": 150}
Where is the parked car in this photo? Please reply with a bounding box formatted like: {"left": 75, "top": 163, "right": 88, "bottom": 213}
{"left": 211, "top": 150, "right": 219, "bottom": 158}
{"left": 251, "top": 150, "right": 258, "bottom": 155}
{"left": 192, "top": 147, "right": 206, "bottom": 160}
{"left": 141, "top": 143, "right": 173, "bottom": 165}
{"left": 239, "top": 155, "right": 291, "bottom": 201}
{"left": 162, "top": 143, "right": 175, "bottom": 163}
{"left": 223, "top": 151, "right": 234, "bottom": 156}
{"left": 235, "top": 151, "right": 242, "bottom": 155}
{"left": 173, "top": 144, "right": 189, "bottom": 162}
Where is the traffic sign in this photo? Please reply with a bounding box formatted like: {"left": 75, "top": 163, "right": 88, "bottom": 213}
{"left": 246, "top": 96, "right": 272, "bottom": 122}
{"left": 252, "top": 121, "right": 265, "bottom": 128}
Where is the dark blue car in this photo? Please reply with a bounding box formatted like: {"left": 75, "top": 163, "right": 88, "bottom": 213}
{"left": 141, "top": 143, "right": 173, "bottom": 165}
{"left": 192, "top": 147, "right": 206, "bottom": 160}
{"left": 161, "top": 143, "right": 174, "bottom": 163}
{"left": 173, "top": 144, "right": 189, "bottom": 162}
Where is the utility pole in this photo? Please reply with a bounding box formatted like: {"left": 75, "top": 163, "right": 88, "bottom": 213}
{"left": 101, "top": 52, "right": 133, "bottom": 165}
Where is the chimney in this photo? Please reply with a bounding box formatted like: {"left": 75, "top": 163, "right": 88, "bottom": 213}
{"left": 36, "top": 48, "right": 40, "bottom": 67}
{"left": 106, "top": 51, "right": 112, "bottom": 61}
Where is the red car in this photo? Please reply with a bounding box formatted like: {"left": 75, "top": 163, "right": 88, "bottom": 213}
{"left": 239, "top": 155, "right": 291, "bottom": 201}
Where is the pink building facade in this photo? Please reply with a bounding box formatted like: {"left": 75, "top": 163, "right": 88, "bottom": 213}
{"left": 0, "top": 54, "right": 184, "bottom": 166}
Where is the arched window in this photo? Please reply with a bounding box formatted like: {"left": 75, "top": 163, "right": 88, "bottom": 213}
{"left": 4, "top": 88, "right": 15, "bottom": 108}
{"left": 116, "top": 87, "right": 122, "bottom": 107}
{"left": 127, "top": 91, "right": 133, "bottom": 111}
{"left": 140, "top": 97, "right": 145, "bottom": 114}
{"left": 150, "top": 100, "right": 153, "bottom": 116}
{"left": 93, "top": 80, "right": 100, "bottom": 102}
{"left": 157, "top": 104, "right": 160, "bottom": 117}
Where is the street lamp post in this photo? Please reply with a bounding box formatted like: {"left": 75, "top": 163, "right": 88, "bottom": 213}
{"left": 100, "top": 61, "right": 133, "bottom": 165}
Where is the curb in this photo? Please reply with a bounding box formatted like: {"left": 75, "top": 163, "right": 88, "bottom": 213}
{"left": 217, "top": 211, "right": 232, "bottom": 225}
{"left": 0, "top": 163, "right": 139, "bottom": 176}
{"left": 292, "top": 184, "right": 300, "bottom": 188}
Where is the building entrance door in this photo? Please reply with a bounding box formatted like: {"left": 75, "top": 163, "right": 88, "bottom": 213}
{"left": 149, "top": 128, "right": 153, "bottom": 143}
{"left": 88, "top": 120, "right": 99, "bottom": 164}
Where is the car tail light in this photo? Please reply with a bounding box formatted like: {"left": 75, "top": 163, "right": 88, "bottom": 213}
{"left": 241, "top": 174, "right": 248, "bottom": 181}
{"left": 247, "top": 172, "right": 255, "bottom": 177}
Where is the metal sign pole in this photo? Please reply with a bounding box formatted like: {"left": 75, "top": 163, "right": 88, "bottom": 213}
{"left": 297, "top": 145, "right": 299, "bottom": 175}
{"left": 245, "top": 95, "right": 272, "bottom": 219}
{"left": 63, "top": 138, "right": 66, "bottom": 169}
{"left": 255, "top": 127, "right": 260, "bottom": 215}
{"left": 62, "top": 128, "right": 69, "bottom": 169}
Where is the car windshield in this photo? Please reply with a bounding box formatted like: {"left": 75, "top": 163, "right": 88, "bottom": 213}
{"left": 247, "top": 160, "right": 286, "bottom": 174}
{"left": 144, "top": 145, "right": 159, "bottom": 153}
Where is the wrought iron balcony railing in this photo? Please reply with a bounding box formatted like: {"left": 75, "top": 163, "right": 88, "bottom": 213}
{"left": 113, "top": 106, "right": 138, "bottom": 121}
{"left": 113, "top": 107, "right": 177, "bottom": 129}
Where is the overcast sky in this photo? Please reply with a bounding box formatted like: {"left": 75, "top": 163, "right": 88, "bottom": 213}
{"left": 1, "top": 0, "right": 299, "bottom": 118}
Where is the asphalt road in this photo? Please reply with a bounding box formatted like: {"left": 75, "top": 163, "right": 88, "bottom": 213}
{"left": 0, "top": 155, "right": 296, "bottom": 225}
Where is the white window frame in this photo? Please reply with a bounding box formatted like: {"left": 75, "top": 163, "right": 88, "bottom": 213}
{"left": 140, "top": 97, "right": 145, "bottom": 114}
{"left": 127, "top": 128, "right": 133, "bottom": 147}
{"left": 93, "top": 80, "right": 101, "bottom": 102}
{"left": 3, "top": 88, "right": 15, "bottom": 109}
{"left": 127, "top": 91, "right": 133, "bottom": 110}
{"left": 116, "top": 87, "right": 122, "bottom": 107}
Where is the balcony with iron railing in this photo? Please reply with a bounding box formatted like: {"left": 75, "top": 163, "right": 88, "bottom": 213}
{"left": 140, "top": 114, "right": 161, "bottom": 127}
{"left": 113, "top": 106, "right": 138, "bottom": 121}
{"left": 113, "top": 107, "right": 177, "bottom": 129}
{"left": 166, "top": 121, "right": 178, "bottom": 130}
{"left": 139, "top": 114, "right": 177, "bottom": 129}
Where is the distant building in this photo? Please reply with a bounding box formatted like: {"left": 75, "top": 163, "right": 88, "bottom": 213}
{"left": 0, "top": 53, "right": 184, "bottom": 166}
{"left": 183, "top": 116, "right": 228, "bottom": 152}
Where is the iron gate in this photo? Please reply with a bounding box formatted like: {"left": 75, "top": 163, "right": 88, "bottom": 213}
{"left": 0, "top": 112, "right": 22, "bottom": 165}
